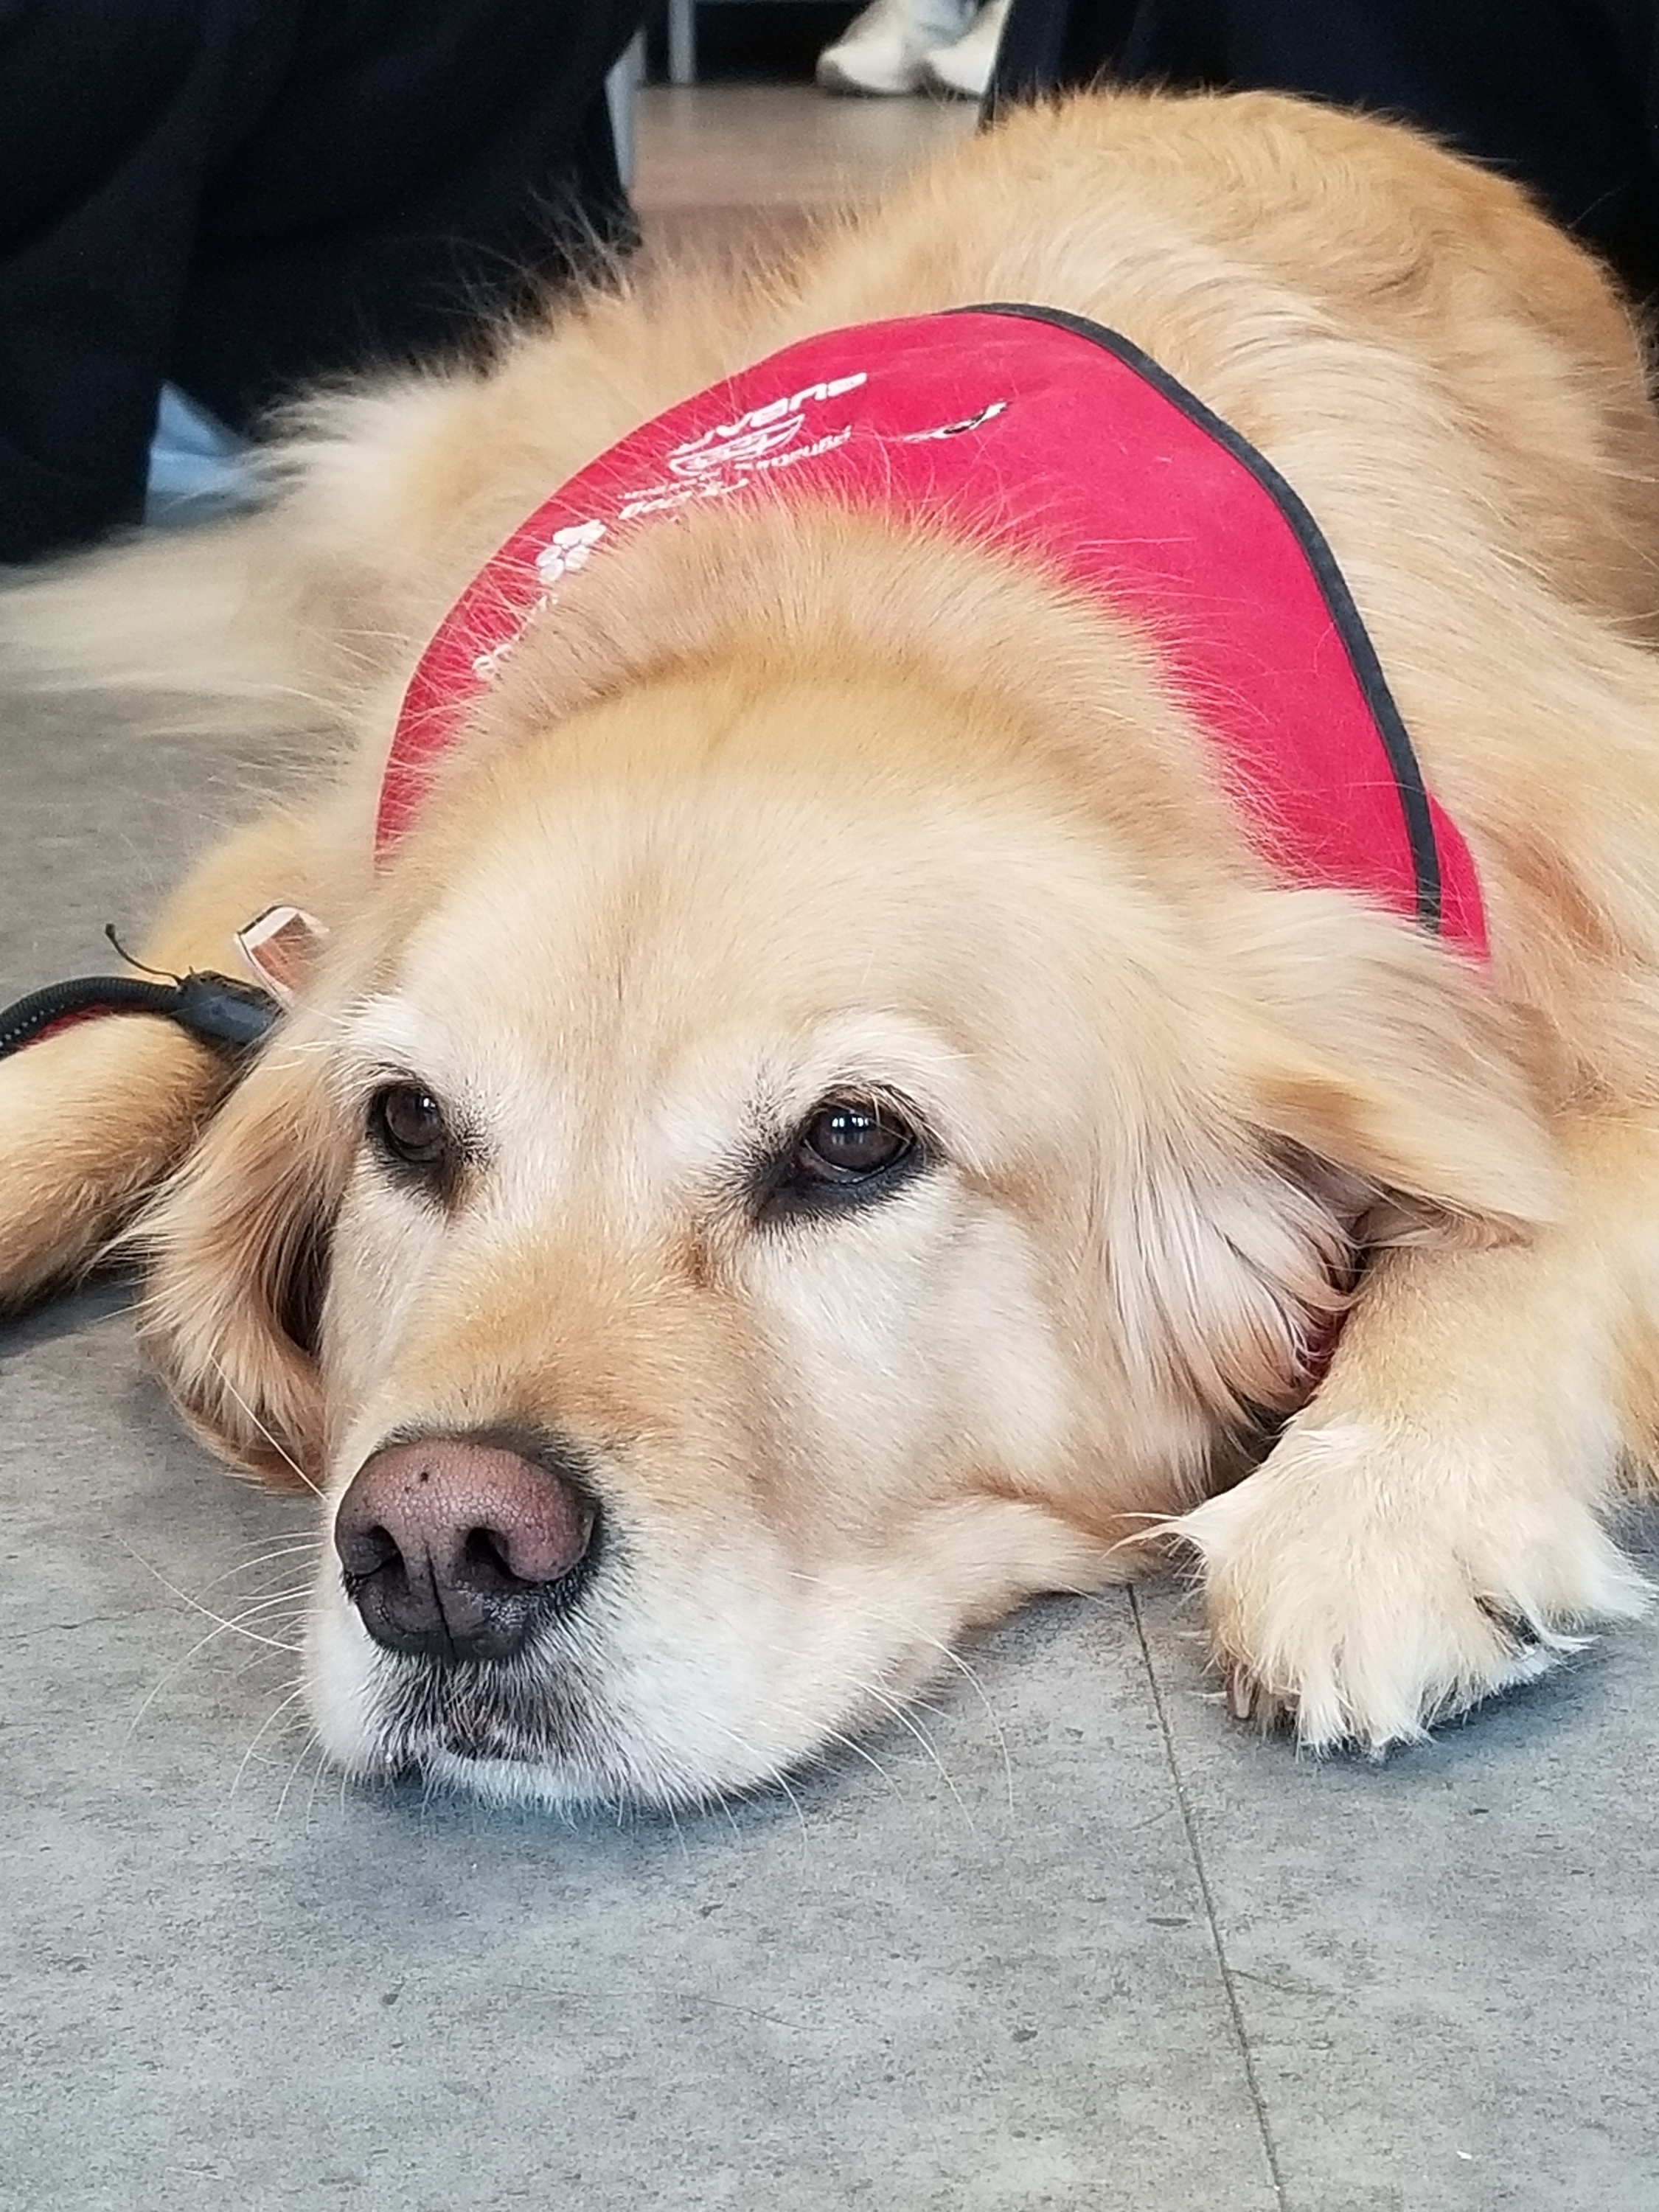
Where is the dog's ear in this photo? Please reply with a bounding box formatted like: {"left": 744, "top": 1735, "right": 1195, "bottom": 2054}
{"left": 1108, "top": 891, "right": 1561, "bottom": 1433}
{"left": 136, "top": 1037, "right": 351, "bottom": 1489}
{"left": 1230, "top": 891, "right": 1561, "bottom": 1245}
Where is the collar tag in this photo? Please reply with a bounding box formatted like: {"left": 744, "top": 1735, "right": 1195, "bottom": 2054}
{"left": 236, "top": 905, "right": 328, "bottom": 1007}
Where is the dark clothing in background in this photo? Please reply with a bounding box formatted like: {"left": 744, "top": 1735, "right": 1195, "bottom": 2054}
{"left": 1, "top": 0, "right": 646, "bottom": 561}
{"left": 990, "top": 0, "right": 1659, "bottom": 304}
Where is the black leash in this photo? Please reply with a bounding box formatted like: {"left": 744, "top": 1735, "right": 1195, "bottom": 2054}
{"left": 0, "top": 965, "right": 279, "bottom": 1062}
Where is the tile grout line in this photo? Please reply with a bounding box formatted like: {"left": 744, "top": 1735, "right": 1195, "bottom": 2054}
{"left": 1130, "top": 1587, "right": 1290, "bottom": 2212}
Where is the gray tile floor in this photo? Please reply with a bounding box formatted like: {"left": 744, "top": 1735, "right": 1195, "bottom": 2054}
{"left": 5, "top": 684, "right": 1659, "bottom": 2212}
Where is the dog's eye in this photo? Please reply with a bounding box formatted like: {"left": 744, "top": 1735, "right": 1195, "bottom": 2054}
{"left": 368, "top": 1083, "right": 453, "bottom": 1179}
{"left": 790, "top": 1099, "right": 916, "bottom": 1189}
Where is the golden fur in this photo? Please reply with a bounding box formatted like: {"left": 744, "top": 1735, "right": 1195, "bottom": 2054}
{"left": 6, "top": 88, "right": 1659, "bottom": 1805}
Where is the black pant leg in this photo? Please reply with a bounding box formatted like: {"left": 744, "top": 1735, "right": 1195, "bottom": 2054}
{"left": 0, "top": 0, "right": 647, "bottom": 562}
{"left": 173, "top": 0, "right": 649, "bottom": 432}
{"left": 0, "top": 0, "right": 299, "bottom": 559}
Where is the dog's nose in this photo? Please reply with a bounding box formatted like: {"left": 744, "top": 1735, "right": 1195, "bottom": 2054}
{"left": 334, "top": 1435, "right": 597, "bottom": 1663}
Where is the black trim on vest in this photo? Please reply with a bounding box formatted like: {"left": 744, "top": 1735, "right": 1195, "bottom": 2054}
{"left": 956, "top": 302, "right": 1444, "bottom": 933}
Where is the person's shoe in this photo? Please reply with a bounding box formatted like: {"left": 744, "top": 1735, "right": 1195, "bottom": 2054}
{"left": 919, "top": 0, "right": 1010, "bottom": 98}
{"left": 816, "top": 0, "right": 973, "bottom": 95}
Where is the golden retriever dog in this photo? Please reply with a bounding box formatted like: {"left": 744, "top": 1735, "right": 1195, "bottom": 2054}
{"left": 5, "top": 87, "right": 1659, "bottom": 1810}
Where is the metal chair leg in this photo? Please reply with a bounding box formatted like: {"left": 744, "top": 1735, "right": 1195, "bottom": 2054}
{"left": 667, "top": 0, "right": 697, "bottom": 85}
{"left": 605, "top": 29, "right": 645, "bottom": 188}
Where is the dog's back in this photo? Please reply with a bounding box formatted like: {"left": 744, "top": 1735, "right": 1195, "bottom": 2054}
{"left": 11, "top": 90, "right": 1655, "bottom": 728}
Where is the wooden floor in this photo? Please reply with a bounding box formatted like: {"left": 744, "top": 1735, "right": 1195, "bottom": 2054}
{"left": 632, "top": 82, "right": 975, "bottom": 257}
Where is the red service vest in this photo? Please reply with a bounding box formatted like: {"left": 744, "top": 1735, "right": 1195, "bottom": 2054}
{"left": 378, "top": 306, "right": 1486, "bottom": 959}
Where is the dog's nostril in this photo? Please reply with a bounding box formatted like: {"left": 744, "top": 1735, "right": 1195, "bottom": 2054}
{"left": 456, "top": 1518, "right": 569, "bottom": 1595}
{"left": 462, "top": 1523, "right": 514, "bottom": 1582}
{"left": 337, "top": 1517, "right": 404, "bottom": 1580}
{"left": 334, "top": 1434, "right": 597, "bottom": 1664}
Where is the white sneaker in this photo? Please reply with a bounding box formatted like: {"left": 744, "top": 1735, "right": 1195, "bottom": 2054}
{"left": 920, "top": 0, "right": 1010, "bottom": 98}
{"left": 816, "top": 0, "right": 975, "bottom": 95}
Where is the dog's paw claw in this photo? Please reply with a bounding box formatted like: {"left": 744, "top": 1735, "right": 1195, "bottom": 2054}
{"left": 1223, "top": 1663, "right": 1279, "bottom": 1725}
{"left": 1223, "top": 1663, "right": 1256, "bottom": 1722}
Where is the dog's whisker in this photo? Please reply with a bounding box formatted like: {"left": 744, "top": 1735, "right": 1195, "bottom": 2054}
{"left": 780, "top": 1572, "right": 1018, "bottom": 1808}
{"left": 207, "top": 1586, "right": 315, "bottom": 1627}
{"left": 275, "top": 1728, "right": 328, "bottom": 1826}
{"left": 897, "top": 1638, "right": 1015, "bottom": 1812}
{"left": 903, "top": 1652, "right": 1009, "bottom": 1805}
{"left": 305, "top": 1730, "right": 340, "bottom": 1834}
{"left": 664, "top": 1801, "right": 695, "bottom": 1866}
{"left": 203, "top": 1357, "right": 324, "bottom": 1497}
{"left": 199, "top": 1549, "right": 324, "bottom": 1594}
{"left": 857, "top": 1683, "right": 975, "bottom": 1828}
{"left": 110, "top": 1537, "right": 305, "bottom": 1653}
{"left": 187, "top": 1582, "right": 313, "bottom": 1633}
{"left": 218, "top": 1528, "right": 329, "bottom": 1559}
{"left": 819, "top": 1726, "right": 900, "bottom": 1793}
{"left": 232, "top": 1683, "right": 310, "bottom": 1800}
{"left": 694, "top": 1714, "right": 815, "bottom": 1848}
{"left": 770, "top": 1764, "right": 813, "bottom": 1852}
{"left": 126, "top": 1607, "right": 300, "bottom": 1739}
{"left": 204, "top": 1555, "right": 324, "bottom": 1590}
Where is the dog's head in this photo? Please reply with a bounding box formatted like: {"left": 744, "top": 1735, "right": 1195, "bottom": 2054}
{"left": 139, "top": 525, "right": 1557, "bottom": 1808}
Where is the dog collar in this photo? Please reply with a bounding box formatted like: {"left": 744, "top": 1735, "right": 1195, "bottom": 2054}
{"left": 379, "top": 305, "right": 1486, "bottom": 957}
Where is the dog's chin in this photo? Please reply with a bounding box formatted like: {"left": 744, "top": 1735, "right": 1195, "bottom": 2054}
{"left": 300, "top": 1582, "right": 833, "bottom": 1813}
{"left": 311, "top": 1651, "right": 692, "bottom": 1812}
{"left": 416, "top": 1745, "right": 605, "bottom": 1812}
{"left": 304, "top": 1604, "right": 646, "bottom": 1809}
{"left": 324, "top": 1672, "right": 814, "bottom": 1815}
{"left": 381, "top": 1652, "right": 607, "bottom": 1765}
{"left": 385, "top": 1717, "right": 803, "bottom": 1815}
{"left": 398, "top": 1693, "right": 647, "bottom": 1813}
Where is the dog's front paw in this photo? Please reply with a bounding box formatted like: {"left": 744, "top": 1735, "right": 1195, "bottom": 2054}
{"left": 1173, "top": 1417, "right": 1649, "bottom": 1752}
{"left": 0, "top": 1018, "right": 218, "bottom": 1310}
